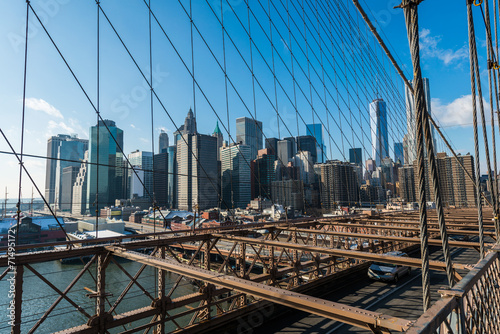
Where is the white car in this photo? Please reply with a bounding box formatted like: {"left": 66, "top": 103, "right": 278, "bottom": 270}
{"left": 367, "top": 251, "right": 411, "bottom": 283}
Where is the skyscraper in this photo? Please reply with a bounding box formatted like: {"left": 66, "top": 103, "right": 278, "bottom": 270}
{"left": 174, "top": 108, "right": 197, "bottom": 144}
{"left": 306, "top": 124, "right": 326, "bottom": 163}
{"left": 212, "top": 121, "right": 224, "bottom": 160}
{"left": 153, "top": 152, "right": 168, "bottom": 208}
{"left": 236, "top": 117, "right": 263, "bottom": 160}
{"left": 158, "top": 130, "right": 169, "bottom": 154}
{"left": 265, "top": 137, "right": 279, "bottom": 157}
{"left": 349, "top": 148, "right": 362, "bottom": 166}
{"left": 277, "top": 139, "right": 294, "bottom": 165}
{"left": 176, "top": 133, "right": 218, "bottom": 211}
{"left": 221, "top": 143, "right": 252, "bottom": 209}
{"left": 405, "top": 78, "right": 436, "bottom": 162}
{"left": 394, "top": 142, "right": 404, "bottom": 165}
{"left": 45, "top": 134, "right": 88, "bottom": 209}
{"left": 316, "top": 160, "right": 359, "bottom": 209}
{"left": 72, "top": 150, "right": 88, "bottom": 215}
{"left": 297, "top": 135, "right": 318, "bottom": 163}
{"left": 127, "top": 150, "right": 153, "bottom": 200}
{"left": 60, "top": 166, "right": 80, "bottom": 211}
{"left": 251, "top": 148, "right": 276, "bottom": 200}
{"left": 369, "top": 99, "right": 389, "bottom": 166}
{"left": 86, "top": 119, "right": 125, "bottom": 214}
{"left": 167, "top": 145, "right": 176, "bottom": 208}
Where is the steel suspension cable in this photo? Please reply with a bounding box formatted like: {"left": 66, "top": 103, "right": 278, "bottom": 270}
{"left": 15, "top": 0, "right": 30, "bottom": 245}
{"left": 400, "top": 0, "right": 431, "bottom": 311}
{"left": 466, "top": 0, "right": 486, "bottom": 258}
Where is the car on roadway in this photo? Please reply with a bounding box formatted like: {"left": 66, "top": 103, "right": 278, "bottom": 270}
{"left": 367, "top": 251, "right": 411, "bottom": 283}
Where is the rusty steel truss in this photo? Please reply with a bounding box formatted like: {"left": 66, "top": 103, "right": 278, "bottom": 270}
{"left": 0, "top": 209, "right": 497, "bottom": 333}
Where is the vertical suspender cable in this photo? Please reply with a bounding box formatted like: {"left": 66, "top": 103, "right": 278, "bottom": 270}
{"left": 15, "top": 0, "right": 30, "bottom": 245}
{"left": 149, "top": 0, "right": 156, "bottom": 236}
{"left": 466, "top": 0, "right": 486, "bottom": 258}
{"left": 95, "top": 0, "right": 100, "bottom": 239}
{"left": 485, "top": 0, "right": 500, "bottom": 239}
{"left": 399, "top": 0, "right": 430, "bottom": 310}
{"left": 473, "top": 2, "right": 497, "bottom": 245}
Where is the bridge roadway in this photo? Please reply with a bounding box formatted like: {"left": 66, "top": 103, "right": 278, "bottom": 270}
{"left": 257, "top": 244, "right": 480, "bottom": 334}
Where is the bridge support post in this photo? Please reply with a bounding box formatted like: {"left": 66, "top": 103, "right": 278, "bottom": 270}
{"left": 157, "top": 246, "right": 166, "bottom": 334}
{"left": 10, "top": 265, "right": 23, "bottom": 334}
{"left": 96, "top": 253, "right": 110, "bottom": 334}
{"left": 238, "top": 242, "right": 246, "bottom": 306}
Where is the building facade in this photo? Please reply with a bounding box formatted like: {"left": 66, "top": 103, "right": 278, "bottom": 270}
{"left": 45, "top": 134, "right": 88, "bottom": 208}
{"left": 221, "top": 143, "right": 252, "bottom": 209}
{"left": 236, "top": 117, "right": 263, "bottom": 160}
{"left": 86, "top": 119, "right": 125, "bottom": 214}
{"left": 176, "top": 133, "right": 218, "bottom": 211}
{"left": 369, "top": 99, "right": 389, "bottom": 166}
{"left": 306, "top": 123, "right": 326, "bottom": 163}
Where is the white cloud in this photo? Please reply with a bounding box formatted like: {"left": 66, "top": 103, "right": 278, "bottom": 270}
{"left": 25, "top": 98, "right": 63, "bottom": 118}
{"left": 431, "top": 95, "right": 490, "bottom": 127}
{"left": 419, "top": 28, "right": 468, "bottom": 65}
{"left": 139, "top": 137, "right": 149, "bottom": 144}
{"left": 130, "top": 124, "right": 136, "bottom": 129}
{"left": 47, "top": 120, "right": 75, "bottom": 134}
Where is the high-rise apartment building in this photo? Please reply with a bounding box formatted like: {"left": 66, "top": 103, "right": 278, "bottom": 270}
{"left": 316, "top": 160, "right": 359, "bottom": 209}
{"left": 398, "top": 166, "right": 416, "bottom": 203}
{"left": 236, "top": 117, "right": 263, "bottom": 160}
{"left": 404, "top": 153, "right": 476, "bottom": 207}
{"left": 86, "top": 119, "right": 125, "bottom": 214}
{"left": 369, "top": 99, "right": 389, "bottom": 166}
{"left": 221, "top": 143, "right": 252, "bottom": 209}
{"left": 45, "top": 134, "right": 88, "bottom": 208}
{"left": 176, "top": 133, "right": 218, "bottom": 211}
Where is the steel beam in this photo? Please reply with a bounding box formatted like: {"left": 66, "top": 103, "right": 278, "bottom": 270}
{"left": 214, "top": 234, "right": 470, "bottom": 271}
{"left": 107, "top": 246, "right": 412, "bottom": 332}
{"left": 276, "top": 227, "right": 490, "bottom": 249}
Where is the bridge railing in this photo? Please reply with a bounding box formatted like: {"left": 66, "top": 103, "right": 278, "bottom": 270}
{"left": 407, "top": 249, "right": 500, "bottom": 334}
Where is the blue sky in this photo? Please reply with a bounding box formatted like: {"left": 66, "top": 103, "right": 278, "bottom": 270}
{"left": 0, "top": 0, "right": 496, "bottom": 199}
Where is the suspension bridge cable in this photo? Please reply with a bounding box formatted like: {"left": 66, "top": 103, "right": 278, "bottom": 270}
{"left": 400, "top": 0, "right": 431, "bottom": 311}
{"left": 466, "top": 0, "right": 486, "bottom": 259}
{"left": 15, "top": 0, "right": 30, "bottom": 246}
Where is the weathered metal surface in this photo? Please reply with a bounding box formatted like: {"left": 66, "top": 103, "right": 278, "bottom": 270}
{"left": 108, "top": 246, "right": 413, "bottom": 332}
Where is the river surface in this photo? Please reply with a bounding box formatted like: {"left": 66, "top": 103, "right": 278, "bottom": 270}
{"left": 0, "top": 258, "right": 199, "bottom": 333}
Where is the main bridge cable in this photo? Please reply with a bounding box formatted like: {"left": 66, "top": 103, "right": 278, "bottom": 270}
{"left": 482, "top": 0, "right": 500, "bottom": 239}
{"left": 399, "top": 0, "right": 431, "bottom": 311}
{"left": 399, "top": 0, "right": 455, "bottom": 290}
{"left": 351, "top": 0, "right": 493, "bottom": 207}
{"left": 467, "top": 0, "right": 488, "bottom": 258}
